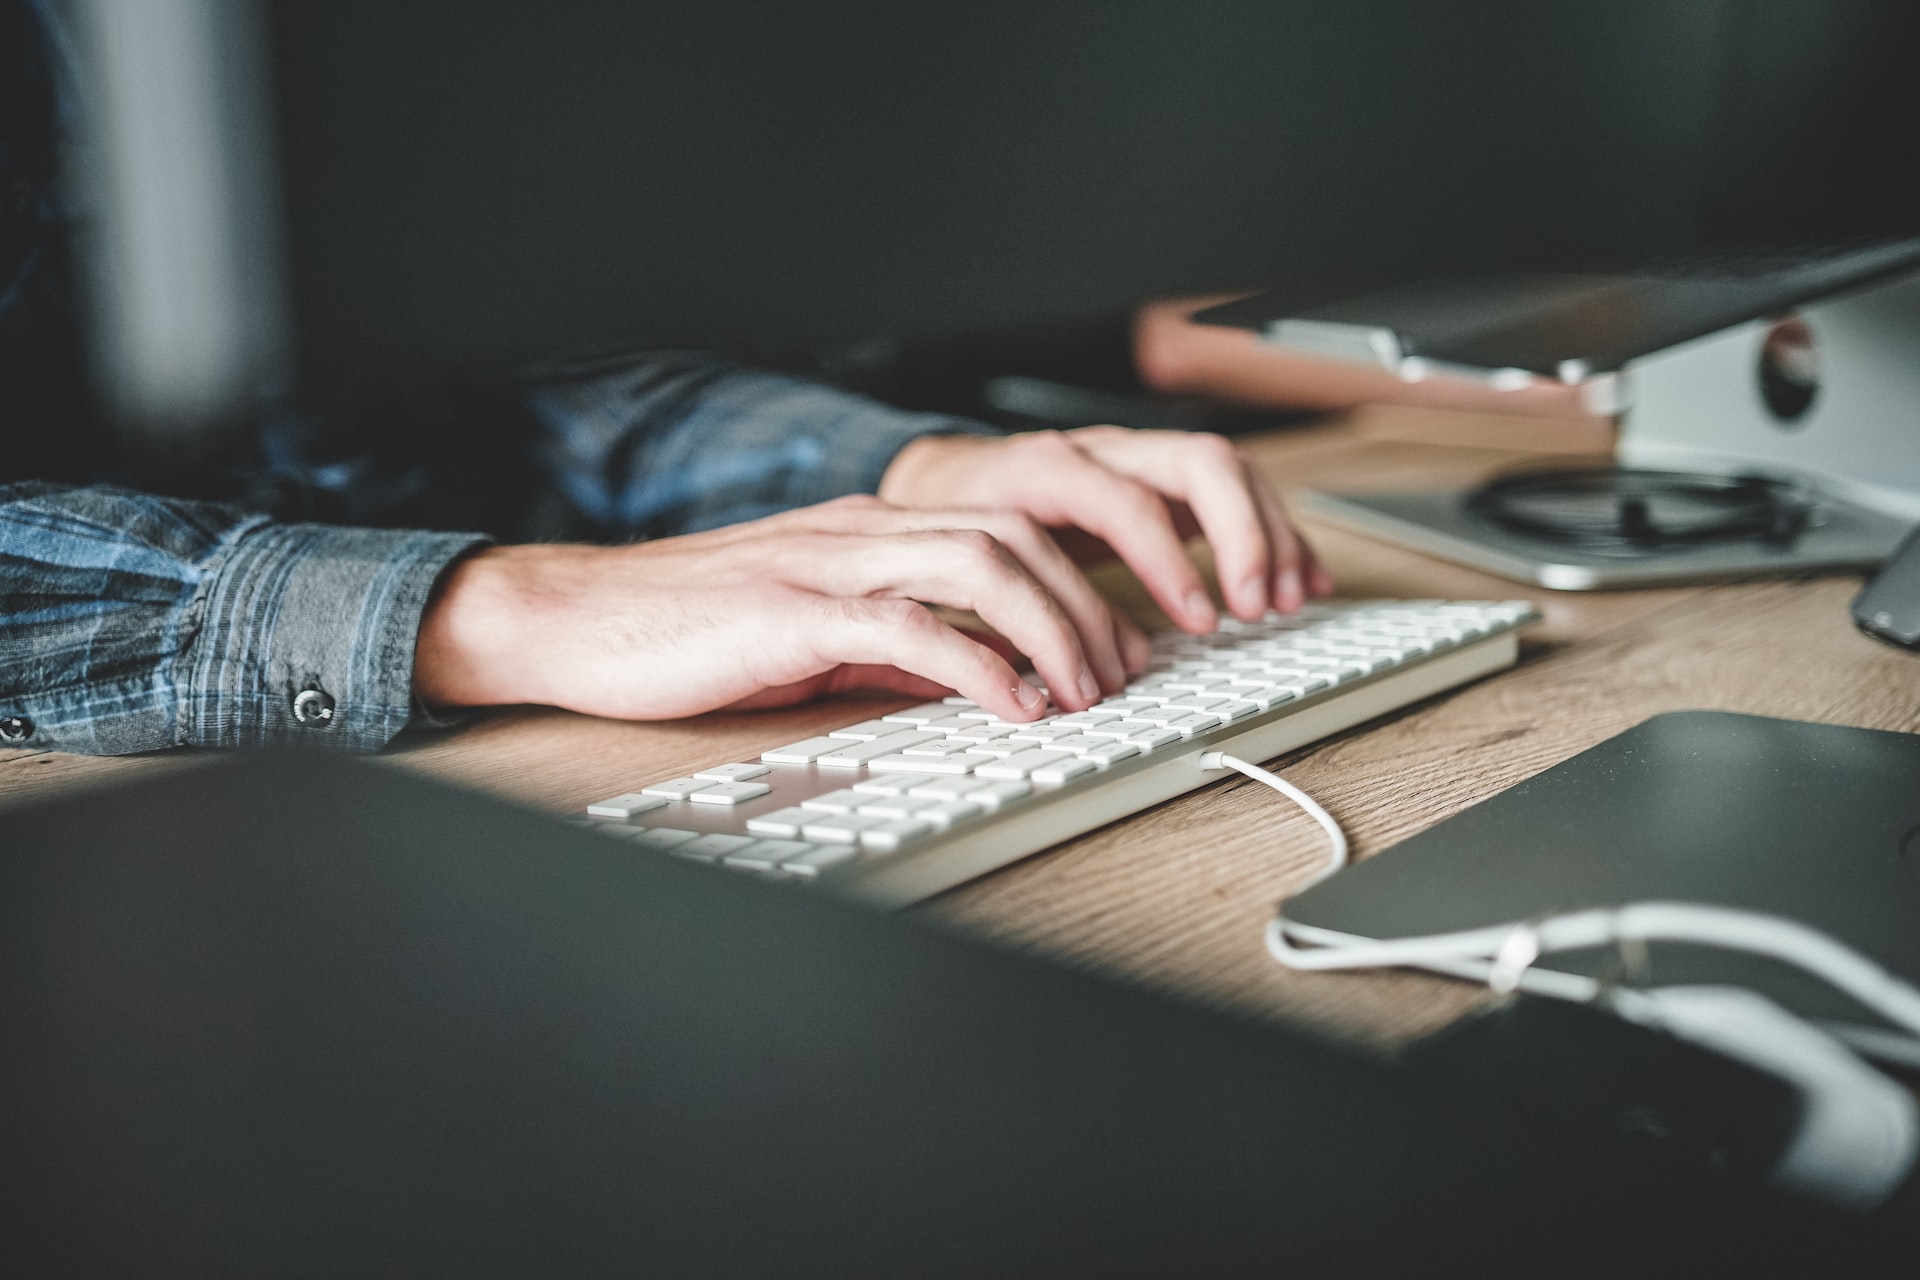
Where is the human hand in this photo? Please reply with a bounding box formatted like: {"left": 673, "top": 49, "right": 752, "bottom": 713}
{"left": 878, "top": 426, "right": 1333, "bottom": 632}
{"left": 412, "top": 495, "right": 1152, "bottom": 722}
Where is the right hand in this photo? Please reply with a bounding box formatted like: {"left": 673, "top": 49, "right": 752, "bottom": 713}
{"left": 412, "top": 495, "right": 1153, "bottom": 723}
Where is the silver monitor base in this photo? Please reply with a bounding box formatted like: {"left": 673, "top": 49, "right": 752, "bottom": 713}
{"left": 1297, "top": 487, "right": 1908, "bottom": 591}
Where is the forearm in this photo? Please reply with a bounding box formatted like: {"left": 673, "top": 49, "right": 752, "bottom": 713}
{"left": 0, "top": 483, "right": 486, "bottom": 754}
{"left": 519, "top": 351, "right": 1005, "bottom": 538}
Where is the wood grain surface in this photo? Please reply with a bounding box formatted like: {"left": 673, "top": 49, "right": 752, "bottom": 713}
{"left": 6, "top": 406, "right": 1911, "bottom": 1050}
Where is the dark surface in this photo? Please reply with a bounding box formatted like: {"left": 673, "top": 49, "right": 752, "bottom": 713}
{"left": 0, "top": 752, "right": 1877, "bottom": 1275}
{"left": 262, "top": 1, "right": 1920, "bottom": 388}
{"left": 1288, "top": 711, "right": 1920, "bottom": 1027}
{"left": 1855, "top": 523, "right": 1920, "bottom": 649}
{"left": 263, "top": 1, "right": 1732, "bottom": 385}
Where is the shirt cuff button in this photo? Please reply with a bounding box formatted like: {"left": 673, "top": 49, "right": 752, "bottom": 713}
{"left": 292, "top": 688, "right": 337, "bottom": 727}
{"left": 0, "top": 715, "right": 33, "bottom": 744}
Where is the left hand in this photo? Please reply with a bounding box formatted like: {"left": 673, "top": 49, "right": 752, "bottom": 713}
{"left": 878, "top": 426, "right": 1333, "bottom": 634}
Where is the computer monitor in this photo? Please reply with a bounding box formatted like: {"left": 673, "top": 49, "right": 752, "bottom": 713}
{"left": 69, "top": 0, "right": 1920, "bottom": 437}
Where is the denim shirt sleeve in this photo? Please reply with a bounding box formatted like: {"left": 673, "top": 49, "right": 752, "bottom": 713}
{"left": 518, "top": 351, "right": 1005, "bottom": 538}
{"left": 0, "top": 482, "right": 488, "bottom": 755}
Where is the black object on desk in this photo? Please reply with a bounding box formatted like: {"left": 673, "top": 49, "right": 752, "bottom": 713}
{"left": 1286, "top": 711, "right": 1920, "bottom": 1030}
{"left": 0, "top": 753, "right": 1873, "bottom": 1275}
{"left": 1854, "top": 522, "right": 1920, "bottom": 650}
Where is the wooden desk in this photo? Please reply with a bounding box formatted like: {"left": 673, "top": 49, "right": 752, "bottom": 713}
{"left": 7, "top": 405, "right": 1916, "bottom": 1050}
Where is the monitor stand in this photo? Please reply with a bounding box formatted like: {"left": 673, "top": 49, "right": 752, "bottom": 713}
{"left": 1296, "top": 269, "right": 1920, "bottom": 590}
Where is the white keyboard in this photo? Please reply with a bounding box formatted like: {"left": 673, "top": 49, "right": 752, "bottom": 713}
{"left": 578, "top": 599, "right": 1539, "bottom": 906}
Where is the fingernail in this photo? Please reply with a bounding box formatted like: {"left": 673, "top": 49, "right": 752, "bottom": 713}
{"left": 1077, "top": 667, "right": 1101, "bottom": 704}
{"left": 1013, "top": 679, "right": 1045, "bottom": 712}
{"left": 1239, "top": 575, "right": 1267, "bottom": 617}
{"left": 1183, "top": 589, "right": 1216, "bottom": 629}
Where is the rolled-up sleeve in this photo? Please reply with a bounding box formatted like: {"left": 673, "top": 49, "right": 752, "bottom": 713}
{"left": 0, "top": 482, "right": 487, "bottom": 755}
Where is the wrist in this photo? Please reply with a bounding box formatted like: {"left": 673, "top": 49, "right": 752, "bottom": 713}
{"left": 412, "top": 544, "right": 593, "bottom": 709}
{"left": 877, "top": 433, "right": 989, "bottom": 507}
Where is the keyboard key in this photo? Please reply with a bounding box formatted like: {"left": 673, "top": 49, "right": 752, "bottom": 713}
{"left": 585, "top": 793, "right": 669, "bottom": 820}
{"left": 746, "top": 806, "right": 813, "bottom": 836}
{"left": 947, "top": 722, "right": 1022, "bottom": 744}
{"left": 914, "top": 799, "right": 983, "bottom": 828}
{"left": 1123, "top": 726, "right": 1183, "bottom": 750}
{"left": 721, "top": 838, "right": 813, "bottom": 871}
{"left": 1164, "top": 713, "right": 1223, "bottom": 737}
{"left": 816, "top": 731, "right": 942, "bottom": 768}
{"left": 881, "top": 702, "right": 951, "bottom": 724}
{"left": 907, "top": 776, "right": 997, "bottom": 802}
{"left": 975, "top": 749, "right": 1073, "bottom": 780}
{"left": 961, "top": 738, "right": 1028, "bottom": 757}
{"left": 855, "top": 797, "right": 930, "bottom": 820}
{"left": 677, "top": 833, "right": 758, "bottom": 861}
{"left": 761, "top": 736, "right": 845, "bottom": 764}
{"left": 640, "top": 777, "right": 708, "bottom": 800}
{"left": 921, "top": 715, "right": 979, "bottom": 733}
{"left": 941, "top": 696, "right": 977, "bottom": 707}
{"left": 1008, "top": 725, "right": 1075, "bottom": 743}
{"left": 1051, "top": 710, "right": 1123, "bottom": 728}
{"left": 859, "top": 818, "right": 933, "bottom": 851}
{"left": 632, "top": 827, "right": 699, "bottom": 850}
{"left": 1162, "top": 676, "right": 1232, "bottom": 694}
{"left": 1162, "top": 696, "right": 1233, "bottom": 715}
{"left": 828, "top": 720, "right": 895, "bottom": 740}
{"left": 1213, "top": 699, "right": 1260, "bottom": 721}
{"left": 902, "top": 739, "right": 980, "bottom": 757}
{"left": 688, "top": 781, "right": 772, "bottom": 805}
{"left": 852, "top": 772, "right": 919, "bottom": 795}
{"left": 801, "top": 789, "right": 866, "bottom": 812}
{"left": 969, "top": 780, "right": 1033, "bottom": 809}
{"left": 782, "top": 844, "right": 859, "bottom": 876}
{"left": 692, "top": 762, "right": 771, "bottom": 783}
{"left": 802, "top": 814, "right": 889, "bottom": 843}
{"left": 867, "top": 752, "right": 992, "bottom": 775}
{"left": 1030, "top": 757, "right": 1096, "bottom": 785}
{"left": 1079, "top": 741, "right": 1141, "bottom": 768}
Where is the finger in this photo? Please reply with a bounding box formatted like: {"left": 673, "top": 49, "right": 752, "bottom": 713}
{"left": 1112, "top": 610, "right": 1152, "bottom": 677}
{"left": 1306, "top": 553, "right": 1335, "bottom": 598}
{"left": 1082, "top": 432, "right": 1273, "bottom": 622}
{"left": 1018, "top": 445, "right": 1219, "bottom": 634}
{"left": 1247, "top": 470, "right": 1334, "bottom": 602}
{"left": 775, "top": 530, "right": 1103, "bottom": 712}
{"left": 1243, "top": 473, "right": 1304, "bottom": 613}
{"left": 850, "top": 508, "right": 1130, "bottom": 696}
{"left": 808, "top": 595, "right": 1048, "bottom": 722}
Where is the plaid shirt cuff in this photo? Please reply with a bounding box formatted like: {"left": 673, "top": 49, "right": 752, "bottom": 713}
{"left": 179, "top": 523, "right": 490, "bottom": 750}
